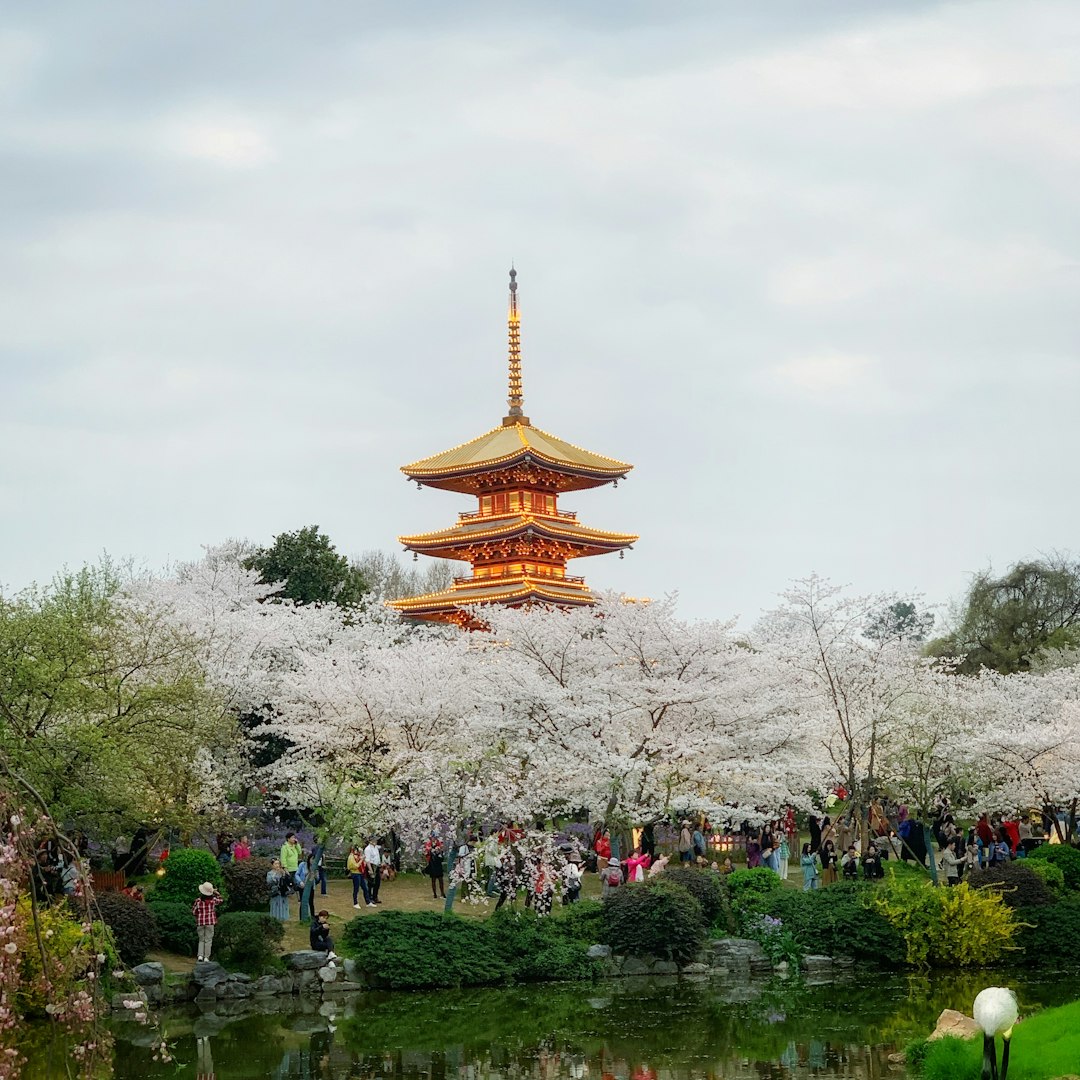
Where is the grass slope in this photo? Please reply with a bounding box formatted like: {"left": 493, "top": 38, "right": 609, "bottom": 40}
{"left": 920, "top": 999, "right": 1080, "bottom": 1080}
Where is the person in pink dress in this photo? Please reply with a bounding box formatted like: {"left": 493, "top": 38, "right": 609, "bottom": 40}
{"left": 232, "top": 835, "right": 252, "bottom": 861}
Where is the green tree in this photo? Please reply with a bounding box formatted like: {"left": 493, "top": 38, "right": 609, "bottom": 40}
{"left": 928, "top": 555, "right": 1080, "bottom": 674}
{"left": 0, "top": 563, "right": 232, "bottom": 835}
{"left": 866, "top": 601, "right": 934, "bottom": 644}
{"left": 243, "top": 525, "right": 367, "bottom": 606}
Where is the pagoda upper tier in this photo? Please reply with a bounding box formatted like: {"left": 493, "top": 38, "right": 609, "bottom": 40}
{"left": 389, "top": 269, "right": 637, "bottom": 626}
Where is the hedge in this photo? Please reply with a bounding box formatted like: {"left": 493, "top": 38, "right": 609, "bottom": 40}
{"left": 966, "top": 861, "right": 1056, "bottom": 908}
{"left": 213, "top": 911, "right": 285, "bottom": 973}
{"left": 1028, "top": 843, "right": 1080, "bottom": 892}
{"left": 148, "top": 900, "right": 198, "bottom": 957}
{"left": 600, "top": 878, "right": 705, "bottom": 965}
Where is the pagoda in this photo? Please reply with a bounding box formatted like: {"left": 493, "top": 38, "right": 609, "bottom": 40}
{"left": 390, "top": 269, "right": 637, "bottom": 626}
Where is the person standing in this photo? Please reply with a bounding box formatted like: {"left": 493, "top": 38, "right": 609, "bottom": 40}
{"left": 801, "top": 843, "right": 820, "bottom": 892}
{"left": 678, "top": 820, "right": 693, "bottom": 863}
{"left": 280, "top": 833, "right": 302, "bottom": 884}
{"left": 594, "top": 829, "right": 611, "bottom": 873}
{"left": 808, "top": 815, "right": 821, "bottom": 855}
{"left": 939, "top": 839, "right": 963, "bottom": 885}
{"left": 311, "top": 843, "right": 327, "bottom": 895}
{"left": 820, "top": 840, "right": 839, "bottom": 885}
{"left": 298, "top": 853, "right": 316, "bottom": 923}
{"left": 268, "top": 859, "right": 291, "bottom": 921}
{"left": 233, "top": 835, "right": 252, "bottom": 861}
{"left": 347, "top": 845, "right": 371, "bottom": 908}
{"left": 363, "top": 837, "right": 382, "bottom": 904}
{"left": 562, "top": 855, "right": 583, "bottom": 904}
{"left": 625, "top": 847, "right": 651, "bottom": 882}
{"left": 192, "top": 882, "right": 223, "bottom": 962}
{"left": 777, "top": 833, "right": 791, "bottom": 880}
{"left": 424, "top": 833, "right": 446, "bottom": 900}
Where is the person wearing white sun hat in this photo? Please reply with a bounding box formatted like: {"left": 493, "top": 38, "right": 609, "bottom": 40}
{"left": 192, "top": 881, "right": 223, "bottom": 962}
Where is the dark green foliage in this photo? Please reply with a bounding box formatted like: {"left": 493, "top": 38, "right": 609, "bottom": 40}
{"left": 1025, "top": 857, "right": 1066, "bottom": 894}
{"left": 222, "top": 857, "right": 274, "bottom": 911}
{"left": 1028, "top": 843, "right": 1080, "bottom": 891}
{"left": 148, "top": 901, "right": 198, "bottom": 957}
{"left": 1014, "top": 898, "right": 1080, "bottom": 967}
{"left": 600, "top": 879, "right": 705, "bottom": 965}
{"left": 758, "top": 882, "right": 905, "bottom": 966}
{"left": 553, "top": 899, "right": 604, "bottom": 944}
{"left": 486, "top": 909, "right": 596, "bottom": 981}
{"left": 661, "top": 866, "right": 730, "bottom": 927}
{"left": 925, "top": 556, "right": 1080, "bottom": 673}
{"left": 966, "top": 860, "right": 1055, "bottom": 907}
{"left": 724, "top": 867, "right": 783, "bottom": 915}
{"left": 244, "top": 525, "right": 367, "bottom": 606}
{"left": 212, "top": 911, "right": 285, "bottom": 974}
{"left": 78, "top": 892, "right": 159, "bottom": 967}
{"left": 152, "top": 847, "right": 226, "bottom": 905}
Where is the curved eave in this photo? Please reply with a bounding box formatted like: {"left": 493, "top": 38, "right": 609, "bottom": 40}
{"left": 400, "top": 423, "right": 633, "bottom": 488}
{"left": 387, "top": 579, "right": 598, "bottom": 615}
{"left": 398, "top": 517, "right": 639, "bottom": 552}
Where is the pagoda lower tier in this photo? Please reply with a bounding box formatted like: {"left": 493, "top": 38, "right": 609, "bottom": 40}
{"left": 389, "top": 510, "right": 638, "bottom": 625}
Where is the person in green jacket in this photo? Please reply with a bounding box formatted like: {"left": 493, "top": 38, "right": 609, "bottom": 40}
{"left": 280, "top": 833, "right": 301, "bottom": 883}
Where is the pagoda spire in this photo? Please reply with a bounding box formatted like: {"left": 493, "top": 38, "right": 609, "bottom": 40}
{"left": 503, "top": 267, "right": 528, "bottom": 426}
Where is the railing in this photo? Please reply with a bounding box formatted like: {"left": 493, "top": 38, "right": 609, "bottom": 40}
{"left": 457, "top": 508, "right": 578, "bottom": 522}
{"left": 454, "top": 574, "right": 587, "bottom": 586}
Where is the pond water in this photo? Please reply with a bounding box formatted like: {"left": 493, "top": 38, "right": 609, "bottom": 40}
{"left": 19, "top": 968, "right": 1080, "bottom": 1080}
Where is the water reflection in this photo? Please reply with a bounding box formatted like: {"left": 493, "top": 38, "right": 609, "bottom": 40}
{"left": 26, "top": 969, "right": 1080, "bottom": 1080}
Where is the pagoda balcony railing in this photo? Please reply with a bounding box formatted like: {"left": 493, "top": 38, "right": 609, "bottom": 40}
{"left": 455, "top": 574, "right": 586, "bottom": 586}
{"left": 458, "top": 508, "right": 578, "bottom": 522}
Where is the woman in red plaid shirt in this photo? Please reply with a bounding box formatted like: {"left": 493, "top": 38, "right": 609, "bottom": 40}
{"left": 192, "top": 881, "right": 223, "bottom": 962}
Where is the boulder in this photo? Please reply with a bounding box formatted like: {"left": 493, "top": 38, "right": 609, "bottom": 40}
{"left": 192, "top": 961, "right": 229, "bottom": 988}
{"left": 254, "top": 975, "right": 287, "bottom": 997}
{"left": 195, "top": 986, "right": 219, "bottom": 1004}
{"left": 587, "top": 944, "right": 612, "bottom": 960}
{"left": 803, "top": 955, "right": 834, "bottom": 974}
{"left": 129, "top": 962, "right": 165, "bottom": 986}
{"left": 652, "top": 960, "right": 679, "bottom": 975}
{"left": 317, "top": 964, "right": 338, "bottom": 983}
{"left": 283, "top": 951, "right": 331, "bottom": 971}
{"left": 228, "top": 972, "right": 253, "bottom": 983}
{"left": 928, "top": 1009, "right": 981, "bottom": 1042}
{"left": 681, "top": 962, "right": 710, "bottom": 975}
{"left": 221, "top": 981, "right": 254, "bottom": 999}
{"left": 620, "top": 956, "right": 653, "bottom": 976}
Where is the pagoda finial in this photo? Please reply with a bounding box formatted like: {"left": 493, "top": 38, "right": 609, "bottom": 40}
{"left": 504, "top": 267, "right": 528, "bottom": 426}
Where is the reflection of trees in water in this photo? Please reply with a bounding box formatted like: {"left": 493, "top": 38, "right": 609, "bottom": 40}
{"left": 101, "top": 968, "right": 1080, "bottom": 1080}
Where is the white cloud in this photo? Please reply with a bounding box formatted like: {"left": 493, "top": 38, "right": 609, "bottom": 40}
{"left": 161, "top": 113, "right": 274, "bottom": 168}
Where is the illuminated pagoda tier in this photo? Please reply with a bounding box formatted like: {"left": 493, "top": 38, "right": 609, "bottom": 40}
{"left": 390, "top": 269, "right": 637, "bottom": 626}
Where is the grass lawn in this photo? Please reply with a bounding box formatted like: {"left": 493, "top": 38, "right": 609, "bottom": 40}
{"left": 918, "top": 998, "right": 1080, "bottom": 1080}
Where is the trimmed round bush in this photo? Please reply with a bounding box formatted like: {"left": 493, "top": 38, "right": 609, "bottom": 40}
{"left": 600, "top": 878, "right": 705, "bottom": 965}
{"left": 661, "top": 866, "right": 729, "bottom": 926}
{"left": 213, "top": 911, "right": 285, "bottom": 974}
{"left": 1015, "top": 897, "right": 1080, "bottom": 967}
{"left": 1026, "top": 857, "right": 1066, "bottom": 895}
{"left": 152, "top": 847, "right": 226, "bottom": 906}
{"left": 148, "top": 900, "right": 198, "bottom": 957}
{"left": 724, "top": 867, "right": 783, "bottom": 915}
{"left": 76, "top": 892, "right": 159, "bottom": 967}
{"left": 759, "top": 882, "right": 904, "bottom": 965}
{"left": 966, "top": 861, "right": 1056, "bottom": 908}
{"left": 1028, "top": 843, "right": 1080, "bottom": 892}
{"left": 222, "top": 857, "right": 274, "bottom": 912}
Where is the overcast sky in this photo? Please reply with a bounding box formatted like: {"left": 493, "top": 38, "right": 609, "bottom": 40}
{"left": 2, "top": 1, "right": 1078, "bottom": 624}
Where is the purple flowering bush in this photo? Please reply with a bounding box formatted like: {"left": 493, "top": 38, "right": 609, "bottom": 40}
{"left": 743, "top": 913, "right": 801, "bottom": 971}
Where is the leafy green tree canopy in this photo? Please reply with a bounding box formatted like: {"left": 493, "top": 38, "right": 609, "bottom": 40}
{"left": 928, "top": 555, "right": 1080, "bottom": 674}
{"left": 865, "top": 600, "right": 934, "bottom": 644}
{"left": 243, "top": 525, "right": 367, "bottom": 606}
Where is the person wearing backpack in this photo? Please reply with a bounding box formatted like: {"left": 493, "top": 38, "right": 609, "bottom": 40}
{"left": 601, "top": 858, "right": 624, "bottom": 898}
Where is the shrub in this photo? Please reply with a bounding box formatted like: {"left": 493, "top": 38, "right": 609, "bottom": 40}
{"left": 759, "top": 882, "right": 904, "bottom": 965}
{"left": 1014, "top": 897, "right": 1080, "bottom": 967}
{"left": 152, "top": 847, "right": 226, "bottom": 906}
{"left": 485, "top": 908, "right": 595, "bottom": 981}
{"left": 1028, "top": 843, "right": 1080, "bottom": 891}
{"left": 661, "top": 866, "right": 729, "bottom": 926}
{"left": 212, "top": 911, "right": 285, "bottom": 974}
{"left": 872, "top": 880, "right": 1017, "bottom": 967}
{"left": 741, "top": 913, "right": 800, "bottom": 969}
{"left": 342, "top": 911, "right": 508, "bottom": 989}
{"left": 81, "top": 891, "right": 159, "bottom": 967}
{"left": 222, "top": 857, "right": 274, "bottom": 912}
{"left": 554, "top": 898, "right": 604, "bottom": 944}
{"left": 148, "top": 901, "right": 198, "bottom": 957}
{"left": 965, "top": 861, "right": 1055, "bottom": 907}
{"left": 601, "top": 878, "right": 705, "bottom": 965}
{"left": 724, "top": 868, "right": 782, "bottom": 915}
{"left": 1025, "top": 857, "right": 1066, "bottom": 895}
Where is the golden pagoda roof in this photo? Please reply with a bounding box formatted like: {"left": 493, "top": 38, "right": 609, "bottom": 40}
{"left": 388, "top": 573, "right": 597, "bottom": 616}
{"left": 399, "top": 512, "right": 638, "bottom": 556}
{"left": 402, "top": 421, "right": 632, "bottom": 486}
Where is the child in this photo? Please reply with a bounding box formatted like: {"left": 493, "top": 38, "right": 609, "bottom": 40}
{"left": 309, "top": 909, "right": 337, "bottom": 960}
{"left": 192, "top": 882, "right": 224, "bottom": 962}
